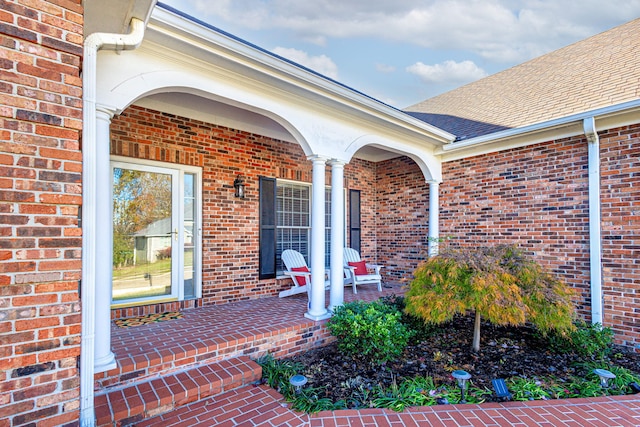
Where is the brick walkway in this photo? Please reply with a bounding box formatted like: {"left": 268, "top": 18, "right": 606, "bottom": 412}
{"left": 105, "top": 285, "right": 640, "bottom": 426}
{"left": 140, "top": 385, "right": 640, "bottom": 426}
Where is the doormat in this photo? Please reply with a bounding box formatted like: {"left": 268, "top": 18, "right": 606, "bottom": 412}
{"left": 114, "top": 311, "right": 183, "bottom": 328}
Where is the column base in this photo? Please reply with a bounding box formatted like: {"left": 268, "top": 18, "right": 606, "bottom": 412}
{"left": 304, "top": 310, "right": 332, "bottom": 321}
{"left": 328, "top": 303, "right": 343, "bottom": 313}
{"left": 94, "top": 351, "right": 117, "bottom": 373}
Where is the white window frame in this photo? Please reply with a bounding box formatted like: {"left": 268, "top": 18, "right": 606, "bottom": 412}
{"left": 110, "top": 156, "right": 203, "bottom": 305}
{"left": 276, "top": 179, "right": 346, "bottom": 276}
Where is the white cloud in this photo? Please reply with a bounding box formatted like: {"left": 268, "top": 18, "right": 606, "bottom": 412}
{"left": 272, "top": 47, "right": 339, "bottom": 79}
{"left": 180, "top": 0, "right": 640, "bottom": 64}
{"left": 164, "top": 0, "right": 640, "bottom": 106}
{"left": 406, "top": 60, "right": 487, "bottom": 85}
{"left": 376, "top": 63, "right": 396, "bottom": 74}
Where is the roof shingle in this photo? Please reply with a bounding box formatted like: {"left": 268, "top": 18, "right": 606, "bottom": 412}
{"left": 405, "top": 18, "right": 640, "bottom": 140}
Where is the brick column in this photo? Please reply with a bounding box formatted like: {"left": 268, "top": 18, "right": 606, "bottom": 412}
{"left": 0, "top": 1, "right": 84, "bottom": 425}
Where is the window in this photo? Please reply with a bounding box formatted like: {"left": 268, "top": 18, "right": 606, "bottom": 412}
{"left": 259, "top": 178, "right": 346, "bottom": 277}
{"left": 276, "top": 181, "right": 310, "bottom": 272}
{"left": 111, "top": 157, "right": 202, "bottom": 305}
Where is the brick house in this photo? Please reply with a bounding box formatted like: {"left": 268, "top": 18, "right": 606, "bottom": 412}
{"left": 1, "top": 0, "right": 639, "bottom": 425}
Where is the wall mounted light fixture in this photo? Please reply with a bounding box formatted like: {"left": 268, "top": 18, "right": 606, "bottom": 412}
{"left": 233, "top": 174, "right": 246, "bottom": 198}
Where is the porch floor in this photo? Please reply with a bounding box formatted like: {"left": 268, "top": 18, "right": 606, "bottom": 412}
{"left": 107, "top": 284, "right": 401, "bottom": 387}
{"left": 102, "top": 284, "right": 640, "bottom": 426}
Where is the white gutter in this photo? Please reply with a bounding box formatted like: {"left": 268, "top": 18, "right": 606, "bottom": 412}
{"left": 436, "top": 98, "right": 640, "bottom": 155}
{"left": 80, "top": 18, "right": 145, "bottom": 427}
{"left": 583, "top": 117, "right": 603, "bottom": 325}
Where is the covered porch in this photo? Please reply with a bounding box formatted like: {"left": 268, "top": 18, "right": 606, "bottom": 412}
{"left": 85, "top": 0, "right": 452, "bottom": 383}
{"left": 94, "top": 284, "right": 402, "bottom": 425}
{"left": 82, "top": 3, "right": 455, "bottom": 423}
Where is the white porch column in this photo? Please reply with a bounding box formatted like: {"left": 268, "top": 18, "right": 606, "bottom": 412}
{"left": 428, "top": 180, "right": 440, "bottom": 256}
{"left": 94, "top": 106, "right": 117, "bottom": 373}
{"left": 328, "top": 159, "right": 345, "bottom": 311}
{"left": 306, "top": 156, "right": 330, "bottom": 320}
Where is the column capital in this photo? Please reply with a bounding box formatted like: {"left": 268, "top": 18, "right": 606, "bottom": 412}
{"left": 327, "top": 158, "right": 348, "bottom": 167}
{"left": 307, "top": 154, "right": 330, "bottom": 164}
{"left": 426, "top": 179, "right": 441, "bottom": 185}
{"left": 96, "top": 104, "right": 117, "bottom": 120}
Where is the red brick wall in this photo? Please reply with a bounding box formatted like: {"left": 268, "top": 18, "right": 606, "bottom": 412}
{"left": 0, "top": 0, "right": 83, "bottom": 425}
{"left": 440, "top": 137, "right": 592, "bottom": 318}
{"left": 440, "top": 127, "right": 640, "bottom": 347}
{"left": 374, "top": 127, "right": 640, "bottom": 348}
{"left": 111, "top": 106, "right": 640, "bottom": 348}
{"left": 344, "top": 158, "right": 377, "bottom": 261}
{"left": 600, "top": 123, "right": 640, "bottom": 348}
{"left": 110, "top": 106, "right": 378, "bottom": 309}
{"left": 375, "top": 156, "right": 430, "bottom": 281}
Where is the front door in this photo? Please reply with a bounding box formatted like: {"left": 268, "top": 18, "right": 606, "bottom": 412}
{"left": 111, "top": 160, "right": 199, "bottom": 305}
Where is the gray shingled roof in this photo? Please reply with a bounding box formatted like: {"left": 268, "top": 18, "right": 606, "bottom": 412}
{"left": 405, "top": 18, "right": 640, "bottom": 140}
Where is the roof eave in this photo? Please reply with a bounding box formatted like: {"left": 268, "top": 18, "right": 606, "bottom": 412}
{"left": 435, "top": 98, "right": 640, "bottom": 161}
{"left": 152, "top": 3, "right": 455, "bottom": 146}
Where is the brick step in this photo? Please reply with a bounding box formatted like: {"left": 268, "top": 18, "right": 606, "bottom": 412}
{"left": 96, "top": 319, "right": 323, "bottom": 391}
{"left": 94, "top": 356, "right": 262, "bottom": 427}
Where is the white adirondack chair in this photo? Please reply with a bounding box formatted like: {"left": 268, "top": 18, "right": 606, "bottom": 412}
{"left": 279, "top": 249, "right": 329, "bottom": 298}
{"left": 343, "top": 247, "right": 383, "bottom": 294}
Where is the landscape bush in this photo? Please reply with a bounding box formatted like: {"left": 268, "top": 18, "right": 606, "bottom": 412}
{"left": 327, "top": 300, "right": 413, "bottom": 364}
{"left": 546, "top": 320, "right": 614, "bottom": 359}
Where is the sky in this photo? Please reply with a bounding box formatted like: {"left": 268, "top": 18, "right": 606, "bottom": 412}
{"left": 162, "top": 0, "right": 640, "bottom": 108}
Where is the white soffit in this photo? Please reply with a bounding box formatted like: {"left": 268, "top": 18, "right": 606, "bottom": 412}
{"left": 84, "top": 0, "right": 156, "bottom": 36}
{"left": 134, "top": 93, "right": 295, "bottom": 143}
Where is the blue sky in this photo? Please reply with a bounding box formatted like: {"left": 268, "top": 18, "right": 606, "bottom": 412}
{"left": 162, "top": 0, "right": 640, "bottom": 108}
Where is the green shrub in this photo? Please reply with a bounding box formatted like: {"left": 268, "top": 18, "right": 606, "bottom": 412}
{"left": 327, "top": 300, "right": 413, "bottom": 364}
{"left": 547, "top": 321, "right": 614, "bottom": 359}
{"left": 507, "top": 377, "right": 552, "bottom": 401}
{"left": 576, "top": 362, "right": 640, "bottom": 395}
{"left": 405, "top": 244, "right": 576, "bottom": 352}
{"left": 379, "top": 294, "right": 436, "bottom": 339}
{"left": 257, "top": 353, "right": 347, "bottom": 413}
{"left": 256, "top": 353, "right": 304, "bottom": 393}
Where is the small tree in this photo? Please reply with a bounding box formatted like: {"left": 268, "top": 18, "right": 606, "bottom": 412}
{"left": 404, "top": 245, "right": 575, "bottom": 352}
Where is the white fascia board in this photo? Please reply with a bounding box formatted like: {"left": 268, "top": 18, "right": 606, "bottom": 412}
{"left": 436, "top": 98, "right": 640, "bottom": 162}
{"left": 149, "top": 5, "right": 455, "bottom": 145}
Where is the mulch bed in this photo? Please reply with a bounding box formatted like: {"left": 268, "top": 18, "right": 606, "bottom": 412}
{"left": 284, "top": 314, "right": 640, "bottom": 404}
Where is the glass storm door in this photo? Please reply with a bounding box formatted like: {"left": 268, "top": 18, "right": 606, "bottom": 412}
{"left": 112, "top": 163, "right": 180, "bottom": 303}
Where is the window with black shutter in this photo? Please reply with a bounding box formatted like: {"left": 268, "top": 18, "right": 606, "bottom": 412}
{"left": 349, "top": 189, "right": 361, "bottom": 253}
{"left": 259, "top": 177, "right": 277, "bottom": 279}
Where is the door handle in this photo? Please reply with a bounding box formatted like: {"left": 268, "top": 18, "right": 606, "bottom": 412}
{"left": 167, "top": 229, "right": 178, "bottom": 241}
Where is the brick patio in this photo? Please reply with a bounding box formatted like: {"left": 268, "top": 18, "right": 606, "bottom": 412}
{"left": 97, "top": 284, "right": 640, "bottom": 426}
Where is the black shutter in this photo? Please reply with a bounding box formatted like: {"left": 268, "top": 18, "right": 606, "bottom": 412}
{"left": 259, "top": 177, "right": 277, "bottom": 279}
{"left": 349, "top": 189, "right": 361, "bottom": 253}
